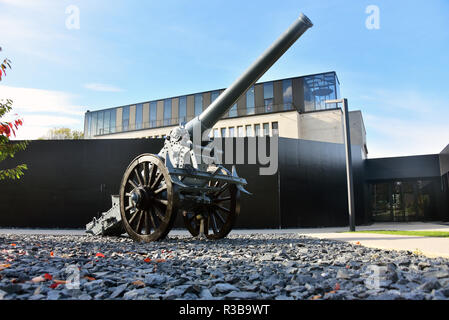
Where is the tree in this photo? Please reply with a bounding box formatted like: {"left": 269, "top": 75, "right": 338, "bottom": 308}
{"left": 41, "top": 127, "right": 84, "bottom": 140}
{"left": 0, "top": 47, "right": 28, "bottom": 180}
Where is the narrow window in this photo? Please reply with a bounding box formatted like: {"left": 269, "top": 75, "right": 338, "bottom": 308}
{"left": 122, "top": 106, "right": 130, "bottom": 131}
{"left": 135, "top": 104, "right": 143, "bottom": 130}
{"left": 164, "top": 99, "right": 172, "bottom": 126}
{"left": 179, "top": 96, "right": 187, "bottom": 124}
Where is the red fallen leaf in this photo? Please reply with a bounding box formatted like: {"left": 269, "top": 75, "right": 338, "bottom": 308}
{"left": 155, "top": 259, "right": 166, "bottom": 263}
{"left": 311, "top": 295, "right": 322, "bottom": 300}
{"left": 49, "top": 283, "right": 59, "bottom": 289}
{"left": 355, "top": 241, "right": 361, "bottom": 245}
{"left": 96, "top": 253, "right": 105, "bottom": 258}
{"left": 84, "top": 276, "right": 96, "bottom": 281}
{"left": 50, "top": 251, "right": 54, "bottom": 257}
{"left": 334, "top": 283, "right": 341, "bottom": 291}
{"left": 143, "top": 258, "right": 151, "bottom": 263}
{"left": 10, "top": 244, "right": 16, "bottom": 247}
{"left": 345, "top": 265, "right": 350, "bottom": 269}
{"left": 44, "top": 273, "right": 53, "bottom": 280}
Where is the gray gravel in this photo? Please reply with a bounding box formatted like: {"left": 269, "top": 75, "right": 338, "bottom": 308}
{"left": 0, "top": 233, "right": 449, "bottom": 300}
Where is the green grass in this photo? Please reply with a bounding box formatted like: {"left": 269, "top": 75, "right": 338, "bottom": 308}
{"left": 344, "top": 230, "right": 449, "bottom": 238}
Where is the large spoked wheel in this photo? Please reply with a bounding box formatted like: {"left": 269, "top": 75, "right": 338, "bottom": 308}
{"left": 119, "top": 154, "right": 177, "bottom": 242}
{"left": 183, "top": 169, "right": 240, "bottom": 240}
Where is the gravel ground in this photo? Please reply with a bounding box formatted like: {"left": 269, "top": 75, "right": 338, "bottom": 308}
{"left": 0, "top": 233, "right": 449, "bottom": 300}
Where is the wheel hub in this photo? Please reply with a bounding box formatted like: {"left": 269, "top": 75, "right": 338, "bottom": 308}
{"left": 131, "top": 188, "right": 151, "bottom": 210}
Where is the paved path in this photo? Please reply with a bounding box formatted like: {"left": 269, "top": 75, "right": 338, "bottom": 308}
{"left": 1, "top": 222, "right": 449, "bottom": 258}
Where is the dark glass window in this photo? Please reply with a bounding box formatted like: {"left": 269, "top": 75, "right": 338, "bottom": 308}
{"left": 272, "top": 122, "right": 279, "bottom": 136}
{"left": 221, "top": 128, "right": 226, "bottom": 137}
{"left": 229, "top": 127, "right": 235, "bottom": 137}
{"left": 246, "top": 125, "right": 252, "bottom": 137}
{"left": 263, "top": 123, "right": 270, "bottom": 136}
{"left": 303, "top": 72, "right": 339, "bottom": 111}
{"left": 264, "top": 82, "right": 274, "bottom": 112}
{"left": 91, "top": 112, "right": 97, "bottom": 136}
{"left": 283, "top": 79, "right": 293, "bottom": 110}
{"left": 213, "top": 129, "right": 219, "bottom": 138}
{"left": 254, "top": 124, "right": 261, "bottom": 137}
{"left": 136, "top": 104, "right": 143, "bottom": 130}
{"left": 122, "top": 106, "right": 130, "bottom": 131}
{"left": 179, "top": 96, "right": 187, "bottom": 124}
{"left": 110, "top": 109, "right": 116, "bottom": 133}
{"left": 229, "top": 103, "right": 237, "bottom": 117}
{"left": 246, "top": 86, "right": 255, "bottom": 115}
{"left": 211, "top": 91, "right": 220, "bottom": 103}
{"left": 86, "top": 113, "right": 92, "bottom": 138}
{"left": 97, "top": 111, "right": 104, "bottom": 135}
{"left": 103, "top": 110, "right": 110, "bottom": 134}
{"left": 371, "top": 179, "right": 436, "bottom": 222}
{"left": 194, "top": 94, "right": 203, "bottom": 116}
{"left": 164, "top": 99, "right": 172, "bottom": 126}
{"left": 149, "top": 102, "right": 157, "bottom": 128}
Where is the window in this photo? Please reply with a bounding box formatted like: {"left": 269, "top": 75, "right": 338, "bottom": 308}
{"left": 246, "top": 86, "right": 255, "bottom": 115}
{"left": 221, "top": 128, "right": 226, "bottom": 138}
{"left": 254, "top": 124, "right": 261, "bottom": 137}
{"left": 213, "top": 129, "right": 219, "bottom": 138}
{"left": 164, "top": 99, "right": 172, "bottom": 126}
{"left": 272, "top": 122, "right": 279, "bottom": 136}
{"left": 86, "top": 113, "right": 92, "bottom": 138}
{"left": 122, "top": 106, "right": 130, "bottom": 131}
{"left": 283, "top": 79, "right": 293, "bottom": 110}
{"left": 97, "top": 111, "right": 105, "bottom": 135}
{"left": 211, "top": 91, "right": 220, "bottom": 103}
{"left": 229, "top": 103, "right": 237, "bottom": 117}
{"left": 264, "top": 82, "right": 274, "bottom": 112}
{"left": 194, "top": 94, "right": 203, "bottom": 116}
{"left": 245, "top": 125, "right": 252, "bottom": 137}
{"left": 303, "top": 72, "right": 339, "bottom": 111}
{"left": 149, "top": 102, "right": 157, "bottom": 128}
{"left": 91, "top": 112, "right": 97, "bottom": 136}
{"left": 110, "top": 110, "right": 116, "bottom": 133}
{"left": 263, "top": 123, "right": 269, "bottom": 136}
{"left": 136, "top": 104, "right": 143, "bottom": 130}
{"left": 237, "top": 126, "right": 244, "bottom": 137}
{"left": 229, "top": 127, "right": 235, "bottom": 137}
{"left": 104, "top": 110, "right": 111, "bottom": 134}
{"left": 179, "top": 96, "right": 187, "bottom": 124}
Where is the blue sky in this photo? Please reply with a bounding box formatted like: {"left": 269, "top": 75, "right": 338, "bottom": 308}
{"left": 0, "top": 0, "right": 448, "bottom": 158}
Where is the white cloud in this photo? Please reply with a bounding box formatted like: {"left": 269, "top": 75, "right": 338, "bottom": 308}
{"left": 364, "top": 114, "right": 449, "bottom": 158}
{"left": 0, "top": 85, "right": 85, "bottom": 116}
{"left": 0, "top": 85, "right": 85, "bottom": 140}
{"left": 84, "top": 83, "right": 123, "bottom": 93}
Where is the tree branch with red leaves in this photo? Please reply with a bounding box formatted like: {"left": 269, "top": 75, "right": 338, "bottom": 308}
{"left": 0, "top": 47, "right": 28, "bottom": 180}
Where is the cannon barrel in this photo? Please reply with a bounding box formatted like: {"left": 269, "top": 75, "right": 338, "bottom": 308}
{"left": 185, "top": 13, "right": 313, "bottom": 137}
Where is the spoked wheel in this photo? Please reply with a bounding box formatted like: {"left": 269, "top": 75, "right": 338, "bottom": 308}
{"left": 119, "top": 154, "right": 177, "bottom": 242}
{"left": 183, "top": 169, "right": 240, "bottom": 240}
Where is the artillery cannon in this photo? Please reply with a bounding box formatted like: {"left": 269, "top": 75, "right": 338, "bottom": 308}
{"left": 87, "top": 13, "right": 313, "bottom": 242}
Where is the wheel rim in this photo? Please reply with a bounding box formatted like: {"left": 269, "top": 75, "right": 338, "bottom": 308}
{"left": 183, "top": 169, "right": 240, "bottom": 239}
{"left": 120, "top": 154, "right": 177, "bottom": 242}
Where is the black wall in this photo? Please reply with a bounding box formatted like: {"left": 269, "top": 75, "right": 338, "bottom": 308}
{"left": 278, "top": 138, "right": 367, "bottom": 228}
{"left": 0, "top": 139, "right": 279, "bottom": 229}
{"left": 7, "top": 138, "right": 441, "bottom": 230}
{"left": 365, "top": 155, "right": 441, "bottom": 181}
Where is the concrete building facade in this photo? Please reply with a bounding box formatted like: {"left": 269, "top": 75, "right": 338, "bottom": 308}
{"left": 84, "top": 72, "right": 368, "bottom": 157}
